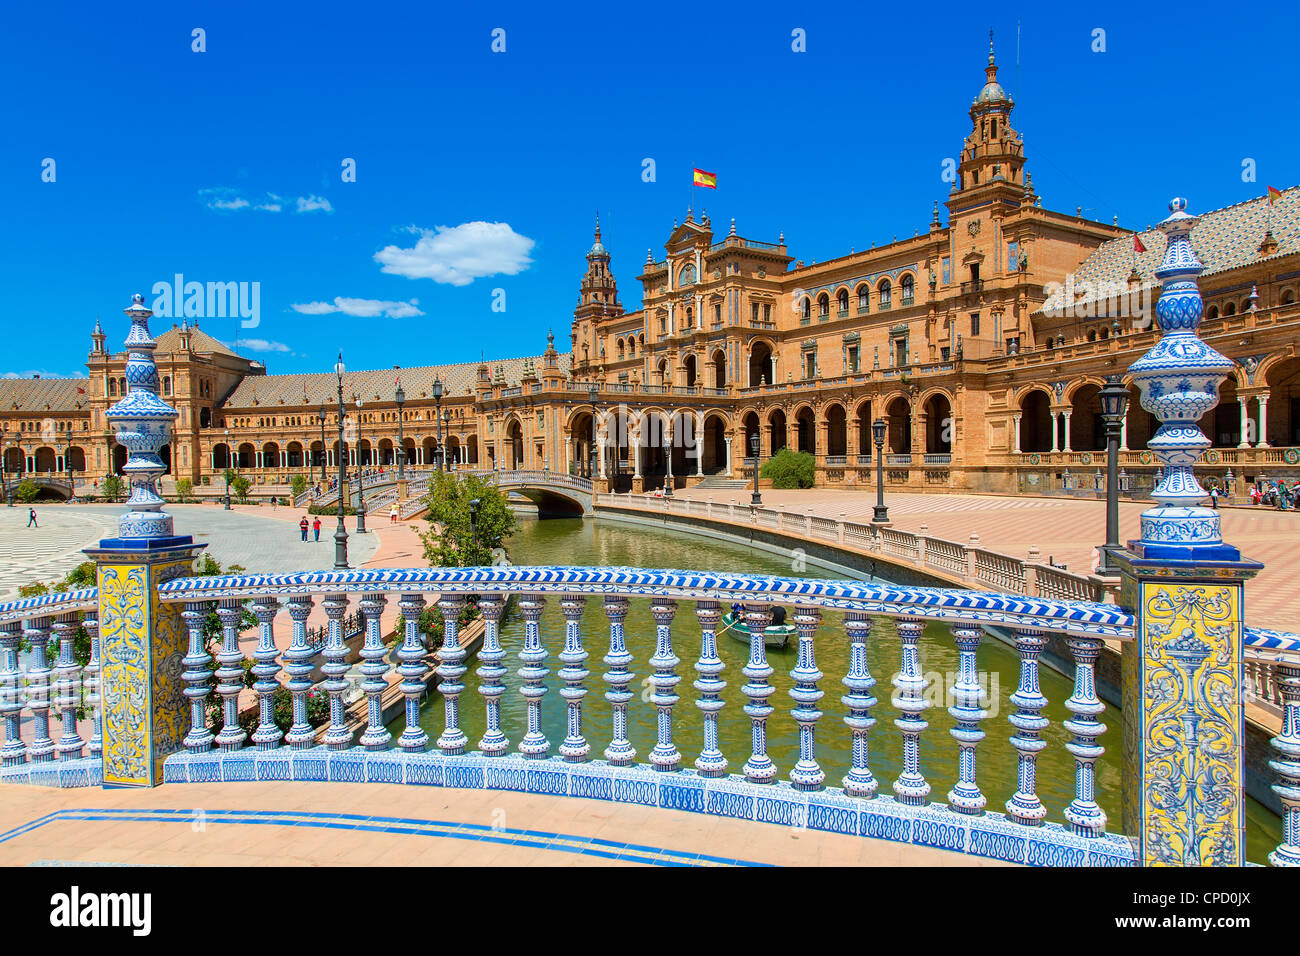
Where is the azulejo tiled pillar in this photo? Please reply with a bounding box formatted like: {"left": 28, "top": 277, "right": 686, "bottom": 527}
{"left": 1111, "top": 201, "right": 1261, "bottom": 865}
{"left": 84, "top": 294, "right": 204, "bottom": 788}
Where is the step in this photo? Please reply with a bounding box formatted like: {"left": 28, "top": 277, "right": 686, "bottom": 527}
{"left": 694, "top": 477, "right": 751, "bottom": 490}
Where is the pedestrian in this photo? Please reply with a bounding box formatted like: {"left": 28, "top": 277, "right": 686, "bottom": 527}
{"left": 313, "top": 516, "right": 322, "bottom": 541}
{"left": 390, "top": 503, "right": 398, "bottom": 524}
{"left": 299, "top": 516, "right": 309, "bottom": 541}
{"left": 272, "top": 496, "right": 277, "bottom": 510}
{"left": 26, "top": 508, "right": 37, "bottom": 528}
{"left": 1209, "top": 485, "right": 1218, "bottom": 509}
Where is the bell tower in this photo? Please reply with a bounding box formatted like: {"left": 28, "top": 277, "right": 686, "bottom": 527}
{"left": 571, "top": 215, "right": 622, "bottom": 374}
{"left": 950, "top": 32, "right": 1027, "bottom": 203}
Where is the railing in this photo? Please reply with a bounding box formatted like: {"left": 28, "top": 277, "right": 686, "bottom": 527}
{"left": 886, "top": 454, "right": 913, "bottom": 466}
{"left": 2, "top": 567, "right": 1295, "bottom": 865}
{"left": 923, "top": 453, "right": 952, "bottom": 466}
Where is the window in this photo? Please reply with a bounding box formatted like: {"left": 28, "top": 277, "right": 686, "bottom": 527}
{"left": 803, "top": 352, "right": 817, "bottom": 379}
{"left": 818, "top": 294, "right": 830, "bottom": 317}
{"left": 879, "top": 280, "right": 892, "bottom": 310}
{"left": 801, "top": 298, "right": 811, "bottom": 320}
{"left": 941, "top": 257, "right": 951, "bottom": 284}
{"left": 659, "top": 314, "right": 667, "bottom": 333}
{"left": 837, "top": 289, "right": 849, "bottom": 313}
{"left": 857, "top": 285, "right": 869, "bottom": 312}
{"left": 686, "top": 307, "right": 693, "bottom": 326}
{"left": 752, "top": 302, "right": 759, "bottom": 324}
{"left": 970, "top": 313, "right": 980, "bottom": 336}
{"left": 901, "top": 274, "right": 914, "bottom": 305}
{"left": 763, "top": 304, "right": 771, "bottom": 324}
{"left": 894, "top": 336, "right": 908, "bottom": 367}
{"left": 990, "top": 118, "right": 998, "bottom": 138}
{"left": 847, "top": 345, "right": 859, "bottom": 373}
{"left": 941, "top": 347, "right": 951, "bottom": 362}
{"left": 714, "top": 304, "right": 722, "bottom": 326}
{"left": 680, "top": 263, "right": 696, "bottom": 286}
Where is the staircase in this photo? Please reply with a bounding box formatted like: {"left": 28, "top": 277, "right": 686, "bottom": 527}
{"left": 694, "top": 475, "right": 751, "bottom": 490}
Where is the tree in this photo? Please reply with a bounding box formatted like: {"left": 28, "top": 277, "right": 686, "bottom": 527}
{"left": 230, "top": 474, "right": 251, "bottom": 503}
{"left": 290, "top": 474, "right": 308, "bottom": 500}
{"left": 418, "top": 471, "right": 515, "bottom": 568}
{"left": 14, "top": 479, "right": 39, "bottom": 503}
{"left": 175, "top": 477, "right": 193, "bottom": 502}
{"left": 101, "top": 475, "right": 124, "bottom": 502}
{"left": 760, "top": 448, "right": 816, "bottom": 489}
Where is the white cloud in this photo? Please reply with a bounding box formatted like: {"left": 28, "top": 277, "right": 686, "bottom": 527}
{"left": 296, "top": 195, "right": 333, "bottom": 214}
{"left": 235, "top": 339, "right": 292, "bottom": 353}
{"left": 290, "top": 297, "right": 425, "bottom": 319}
{"left": 199, "top": 188, "right": 332, "bottom": 214}
{"left": 374, "top": 221, "right": 535, "bottom": 286}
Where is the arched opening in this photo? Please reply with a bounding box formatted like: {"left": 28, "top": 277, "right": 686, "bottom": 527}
{"left": 262, "top": 441, "right": 280, "bottom": 470}
{"left": 4, "top": 446, "right": 23, "bottom": 474}
{"left": 422, "top": 436, "right": 436, "bottom": 466}
{"left": 112, "top": 444, "right": 128, "bottom": 475}
{"left": 66, "top": 446, "right": 86, "bottom": 474}
{"left": 1019, "top": 392, "right": 1052, "bottom": 453}
{"left": 1206, "top": 378, "right": 1241, "bottom": 447}
{"left": 684, "top": 353, "right": 698, "bottom": 388}
{"left": 878, "top": 279, "right": 893, "bottom": 310}
{"left": 702, "top": 414, "right": 728, "bottom": 474}
{"left": 377, "top": 438, "right": 394, "bottom": 466}
{"left": 445, "top": 436, "right": 461, "bottom": 468}
{"left": 507, "top": 419, "right": 524, "bottom": 470}
{"left": 796, "top": 407, "right": 816, "bottom": 454}
{"left": 768, "top": 408, "right": 788, "bottom": 454}
{"left": 159, "top": 443, "right": 172, "bottom": 475}
{"left": 656, "top": 360, "right": 669, "bottom": 387}
{"left": 35, "top": 446, "right": 56, "bottom": 473}
{"left": 287, "top": 442, "right": 304, "bottom": 468}
{"left": 1069, "top": 384, "right": 1105, "bottom": 452}
{"left": 1266, "top": 357, "right": 1300, "bottom": 447}
{"left": 569, "top": 412, "right": 595, "bottom": 476}
{"left": 212, "top": 443, "right": 231, "bottom": 470}
{"left": 885, "top": 397, "right": 911, "bottom": 454}
{"left": 825, "top": 404, "right": 847, "bottom": 456}
{"left": 466, "top": 435, "right": 479, "bottom": 465}
{"left": 711, "top": 349, "right": 726, "bottom": 388}
{"left": 854, "top": 401, "right": 873, "bottom": 456}
{"left": 742, "top": 412, "right": 760, "bottom": 459}
{"left": 924, "top": 394, "right": 952, "bottom": 453}
{"left": 749, "top": 342, "right": 773, "bottom": 387}
{"left": 237, "top": 443, "right": 255, "bottom": 470}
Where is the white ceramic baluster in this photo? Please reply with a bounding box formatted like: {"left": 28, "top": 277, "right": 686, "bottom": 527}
{"left": 558, "top": 595, "right": 590, "bottom": 762}
{"left": 742, "top": 603, "right": 777, "bottom": 783}
{"left": 947, "top": 625, "right": 987, "bottom": 814}
{"left": 1064, "top": 635, "right": 1106, "bottom": 836}
{"left": 841, "top": 612, "right": 877, "bottom": 797}
{"left": 0, "top": 622, "right": 25, "bottom": 766}
{"left": 648, "top": 599, "right": 681, "bottom": 771}
{"left": 790, "top": 608, "right": 825, "bottom": 791}
{"left": 1006, "top": 628, "right": 1049, "bottom": 825}
{"left": 283, "top": 597, "right": 317, "bottom": 750}
{"left": 475, "top": 596, "right": 508, "bottom": 755}
{"left": 23, "top": 616, "right": 54, "bottom": 762}
{"left": 213, "top": 600, "right": 246, "bottom": 752}
{"left": 359, "top": 595, "right": 390, "bottom": 750}
{"left": 52, "top": 613, "right": 84, "bottom": 760}
{"left": 436, "top": 594, "right": 468, "bottom": 755}
{"left": 250, "top": 598, "right": 282, "bottom": 750}
{"left": 396, "top": 593, "right": 429, "bottom": 752}
{"left": 516, "top": 595, "right": 549, "bottom": 758}
{"left": 320, "top": 594, "right": 352, "bottom": 750}
{"left": 181, "top": 602, "right": 214, "bottom": 753}
{"left": 891, "top": 618, "right": 930, "bottom": 805}
{"left": 693, "top": 601, "right": 727, "bottom": 777}
{"left": 602, "top": 596, "right": 635, "bottom": 766}
{"left": 82, "top": 615, "right": 102, "bottom": 759}
{"left": 1269, "top": 661, "right": 1300, "bottom": 866}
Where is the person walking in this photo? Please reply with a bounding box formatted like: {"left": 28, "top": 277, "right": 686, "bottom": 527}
{"left": 390, "top": 503, "right": 398, "bottom": 524}
{"left": 1209, "top": 485, "right": 1218, "bottom": 509}
{"left": 26, "top": 508, "right": 37, "bottom": 528}
{"left": 313, "top": 516, "right": 322, "bottom": 542}
{"left": 299, "top": 516, "right": 309, "bottom": 541}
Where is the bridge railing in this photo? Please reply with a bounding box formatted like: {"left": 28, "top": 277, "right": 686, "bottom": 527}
{"left": 3, "top": 567, "right": 1297, "bottom": 865}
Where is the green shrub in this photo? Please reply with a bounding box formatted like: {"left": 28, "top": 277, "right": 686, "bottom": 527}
{"left": 175, "top": 477, "right": 193, "bottom": 502}
{"left": 760, "top": 448, "right": 816, "bottom": 489}
{"left": 290, "top": 474, "right": 308, "bottom": 500}
{"left": 14, "top": 479, "right": 39, "bottom": 503}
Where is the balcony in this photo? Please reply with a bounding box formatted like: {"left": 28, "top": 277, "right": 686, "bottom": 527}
{"left": 961, "top": 279, "right": 984, "bottom": 296}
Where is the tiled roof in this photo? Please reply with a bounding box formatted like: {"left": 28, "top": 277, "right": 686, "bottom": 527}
{"left": 1041, "top": 185, "right": 1300, "bottom": 312}
{"left": 109, "top": 324, "right": 243, "bottom": 359}
{"left": 0, "top": 378, "right": 90, "bottom": 413}
{"left": 223, "top": 352, "right": 572, "bottom": 409}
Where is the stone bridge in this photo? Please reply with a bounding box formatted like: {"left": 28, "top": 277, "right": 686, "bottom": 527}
{"left": 399, "top": 469, "right": 594, "bottom": 519}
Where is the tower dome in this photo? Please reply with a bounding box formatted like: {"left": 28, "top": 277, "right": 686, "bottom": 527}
{"left": 973, "top": 31, "right": 1008, "bottom": 106}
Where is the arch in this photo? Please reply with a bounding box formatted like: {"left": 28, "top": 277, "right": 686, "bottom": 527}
{"left": 748, "top": 340, "right": 774, "bottom": 387}
{"left": 817, "top": 292, "right": 830, "bottom": 317}
{"left": 852, "top": 398, "right": 874, "bottom": 455}
{"left": 65, "top": 445, "right": 86, "bottom": 473}
{"left": 656, "top": 359, "right": 669, "bottom": 387}
{"left": 836, "top": 288, "right": 849, "bottom": 313}
{"left": 466, "top": 434, "right": 479, "bottom": 465}
{"left": 34, "top": 446, "right": 56, "bottom": 473}
{"left": 683, "top": 353, "right": 698, "bottom": 387}
{"left": 711, "top": 349, "right": 726, "bottom": 388}
{"left": 234, "top": 442, "right": 253, "bottom": 470}
{"left": 1224, "top": 301, "right": 1237, "bottom": 316}
{"left": 800, "top": 297, "right": 811, "bottom": 321}
{"left": 4, "top": 446, "right": 23, "bottom": 474}
{"left": 923, "top": 393, "right": 952, "bottom": 453}
{"left": 1019, "top": 390, "right": 1053, "bottom": 453}
{"left": 1207, "top": 304, "right": 1220, "bottom": 319}
{"left": 212, "top": 442, "right": 231, "bottom": 470}
{"left": 855, "top": 283, "right": 870, "bottom": 312}
{"left": 824, "top": 402, "right": 847, "bottom": 456}
{"left": 1281, "top": 288, "right": 1296, "bottom": 305}
{"left": 700, "top": 412, "right": 729, "bottom": 474}
{"left": 767, "top": 407, "right": 788, "bottom": 454}
{"left": 884, "top": 395, "right": 911, "bottom": 454}
{"left": 1063, "top": 376, "right": 1106, "bottom": 404}
{"left": 112, "top": 444, "right": 128, "bottom": 475}
{"left": 286, "top": 441, "right": 304, "bottom": 468}
{"left": 506, "top": 418, "right": 525, "bottom": 470}
{"left": 617, "top": 338, "right": 625, "bottom": 360}
{"left": 262, "top": 441, "right": 280, "bottom": 468}
{"left": 445, "top": 435, "right": 461, "bottom": 467}
{"left": 877, "top": 278, "right": 893, "bottom": 309}
{"left": 795, "top": 406, "right": 817, "bottom": 454}
{"left": 1068, "top": 383, "right": 1104, "bottom": 451}
{"left": 1265, "top": 355, "right": 1300, "bottom": 447}
{"left": 900, "top": 273, "right": 915, "bottom": 304}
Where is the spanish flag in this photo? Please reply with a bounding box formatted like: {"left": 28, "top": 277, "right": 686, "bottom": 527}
{"left": 1133, "top": 235, "right": 1147, "bottom": 255}
{"left": 693, "top": 168, "right": 717, "bottom": 189}
{"left": 1268, "top": 185, "right": 1282, "bottom": 204}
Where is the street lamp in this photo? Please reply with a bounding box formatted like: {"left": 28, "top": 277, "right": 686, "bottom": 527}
{"left": 317, "top": 405, "right": 327, "bottom": 484}
{"left": 1098, "top": 375, "right": 1129, "bottom": 572}
{"left": 223, "top": 428, "right": 232, "bottom": 510}
{"left": 749, "top": 431, "right": 762, "bottom": 506}
{"left": 432, "top": 375, "right": 444, "bottom": 471}
{"left": 588, "top": 384, "right": 599, "bottom": 484}
{"left": 443, "top": 410, "right": 452, "bottom": 469}
{"left": 333, "top": 353, "right": 350, "bottom": 569}
{"left": 872, "top": 417, "right": 889, "bottom": 523}
{"left": 468, "top": 497, "right": 480, "bottom": 565}
{"left": 394, "top": 382, "right": 406, "bottom": 480}
{"left": 1, "top": 429, "right": 11, "bottom": 507}
{"left": 354, "top": 398, "right": 368, "bottom": 535}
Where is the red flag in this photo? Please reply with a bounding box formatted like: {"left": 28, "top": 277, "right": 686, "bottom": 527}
{"left": 76, "top": 386, "right": 86, "bottom": 394}
{"left": 1267, "top": 185, "right": 1282, "bottom": 204}
{"left": 1133, "top": 235, "right": 1147, "bottom": 255}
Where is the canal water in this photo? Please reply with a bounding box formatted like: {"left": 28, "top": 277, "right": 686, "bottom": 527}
{"left": 391, "top": 515, "right": 1282, "bottom": 864}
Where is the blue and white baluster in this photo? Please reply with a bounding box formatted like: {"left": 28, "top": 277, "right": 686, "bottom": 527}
{"left": 891, "top": 618, "right": 930, "bottom": 805}
{"left": 693, "top": 600, "right": 727, "bottom": 777}
{"left": 436, "top": 594, "right": 468, "bottom": 755}
{"left": 1006, "top": 628, "right": 1049, "bottom": 825}
{"left": 516, "top": 595, "right": 549, "bottom": 758}
{"left": 82, "top": 615, "right": 102, "bottom": 758}
{"left": 24, "top": 616, "right": 54, "bottom": 762}
{"left": 602, "top": 596, "right": 635, "bottom": 766}
{"left": 947, "top": 625, "right": 987, "bottom": 814}
{"left": 52, "top": 613, "right": 84, "bottom": 760}
{"left": 742, "top": 603, "right": 777, "bottom": 784}
{"left": 282, "top": 597, "right": 317, "bottom": 750}
{"left": 841, "top": 612, "right": 877, "bottom": 797}
{"left": 214, "top": 600, "right": 247, "bottom": 752}
{"left": 475, "top": 596, "right": 508, "bottom": 756}
{"left": 648, "top": 599, "right": 681, "bottom": 771}
{"left": 790, "top": 608, "right": 826, "bottom": 791}
{"left": 320, "top": 594, "right": 352, "bottom": 750}
{"left": 359, "top": 595, "right": 391, "bottom": 751}
{"left": 1063, "top": 635, "right": 1107, "bottom": 837}
{"left": 0, "top": 621, "right": 25, "bottom": 766}
{"left": 250, "top": 598, "right": 283, "bottom": 750}
{"left": 1269, "top": 661, "right": 1300, "bottom": 866}
{"left": 558, "top": 595, "right": 590, "bottom": 762}
{"left": 396, "top": 593, "right": 429, "bottom": 753}
{"left": 181, "top": 602, "right": 213, "bottom": 754}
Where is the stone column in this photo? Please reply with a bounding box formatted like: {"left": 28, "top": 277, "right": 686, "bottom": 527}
{"left": 1258, "top": 393, "right": 1270, "bottom": 447}
{"left": 1050, "top": 412, "right": 1060, "bottom": 453}
{"left": 1238, "top": 397, "right": 1251, "bottom": 448}
{"left": 1062, "top": 410, "right": 1073, "bottom": 452}
{"left": 1120, "top": 414, "right": 1129, "bottom": 451}
{"left": 564, "top": 436, "right": 572, "bottom": 473}
{"left": 724, "top": 435, "right": 733, "bottom": 476}
{"left": 1012, "top": 413, "right": 1022, "bottom": 454}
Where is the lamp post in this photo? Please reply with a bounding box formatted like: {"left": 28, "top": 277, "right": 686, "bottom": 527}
{"left": 333, "top": 353, "right": 350, "bottom": 569}
{"left": 223, "top": 428, "right": 232, "bottom": 510}
{"left": 749, "top": 431, "right": 762, "bottom": 506}
{"left": 468, "top": 497, "right": 480, "bottom": 565}
{"left": 1, "top": 429, "right": 10, "bottom": 507}
{"left": 395, "top": 382, "right": 406, "bottom": 480}
{"left": 355, "top": 398, "right": 368, "bottom": 535}
{"left": 317, "top": 405, "right": 327, "bottom": 484}
{"left": 1098, "top": 376, "right": 1130, "bottom": 572}
{"left": 442, "top": 410, "right": 452, "bottom": 469}
{"left": 588, "top": 384, "right": 599, "bottom": 484}
{"left": 872, "top": 417, "right": 889, "bottom": 523}
{"left": 432, "top": 375, "right": 444, "bottom": 471}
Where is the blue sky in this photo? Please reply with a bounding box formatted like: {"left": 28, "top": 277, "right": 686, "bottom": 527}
{"left": 2, "top": 0, "right": 1297, "bottom": 379}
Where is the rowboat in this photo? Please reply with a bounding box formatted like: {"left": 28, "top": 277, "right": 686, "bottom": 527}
{"left": 719, "top": 610, "right": 797, "bottom": 650}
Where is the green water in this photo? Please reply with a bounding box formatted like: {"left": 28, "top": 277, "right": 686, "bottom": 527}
{"left": 390, "top": 515, "right": 1283, "bottom": 864}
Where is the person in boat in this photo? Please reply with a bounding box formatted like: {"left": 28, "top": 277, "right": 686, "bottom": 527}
{"left": 770, "top": 605, "right": 787, "bottom": 626}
